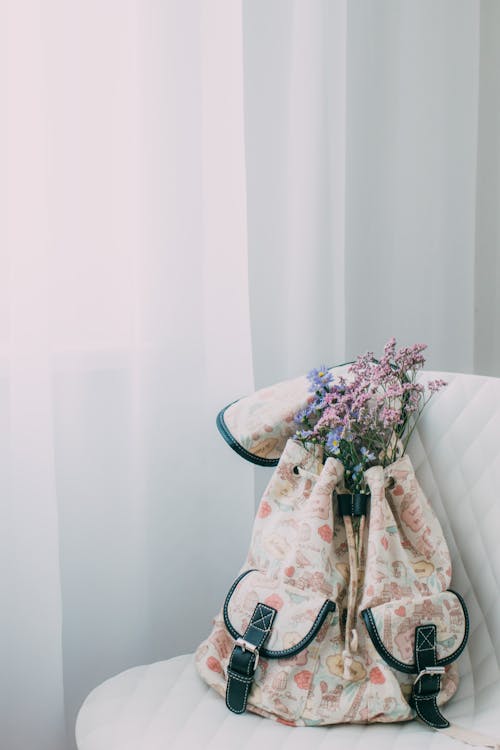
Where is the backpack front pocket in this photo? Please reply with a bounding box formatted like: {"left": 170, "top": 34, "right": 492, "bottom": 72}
{"left": 223, "top": 568, "right": 336, "bottom": 721}
{"left": 361, "top": 589, "right": 469, "bottom": 710}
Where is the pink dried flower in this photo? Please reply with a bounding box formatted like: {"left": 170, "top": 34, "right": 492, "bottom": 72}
{"left": 427, "top": 378, "right": 447, "bottom": 393}
{"left": 294, "top": 338, "right": 447, "bottom": 491}
{"left": 383, "top": 337, "right": 397, "bottom": 359}
{"left": 380, "top": 407, "right": 402, "bottom": 429}
{"left": 394, "top": 343, "right": 427, "bottom": 373}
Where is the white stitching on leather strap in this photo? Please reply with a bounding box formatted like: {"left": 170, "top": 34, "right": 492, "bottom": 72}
{"left": 417, "top": 627, "right": 435, "bottom": 650}
{"left": 415, "top": 698, "right": 448, "bottom": 729}
{"left": 416, "top": 625, "right": 437, "bottom": 697}
{"left": 226, "top": 677, "right": 251, "bottom": 713}
{"left": 228, "top": 645, "right": 236, "bottom": 673}
{"left": 251, "top": 604, "right": 274, "bottom": 632}
{"left": 227, "top": 672, "right": 253, "bottom": 684}
{"left": 244, "top": 651, "right": 254, "bottom": 676}
{"left": 416, "top": 625, "right": 435, "bottom": 665}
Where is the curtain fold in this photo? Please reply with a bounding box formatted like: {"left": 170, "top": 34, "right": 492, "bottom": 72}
{"left": 344, "top": 0, "right": 479, "bottom": 373}
{"left": 475, "top": 0, "right": 500, "bottom": 375}
{"left": 244, "top": 0, "right": 487, "bottom": 389}
{"left": 243, "top": 0, "right": 348, "bottom": 386}
{"left": 1, "top": 2, "right": 254, "bottom": 749}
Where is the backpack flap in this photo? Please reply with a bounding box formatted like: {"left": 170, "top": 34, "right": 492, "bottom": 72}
{"left": 361, "top": 590, "right": 469, "bottom": 728}
{"left": 223, "top": 569, "right": 336, "bottom": 717}
{"left": 217, "top": 362, "right": 353, "bottom": 466}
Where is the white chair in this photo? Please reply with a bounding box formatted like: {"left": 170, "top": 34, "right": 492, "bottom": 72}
{"left": 75, "top": 371, "right": 500, "bottom": 749}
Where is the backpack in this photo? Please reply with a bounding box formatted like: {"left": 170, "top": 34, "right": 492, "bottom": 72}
{"left": 195, "top": 366, "right": 499, "bottom": 748}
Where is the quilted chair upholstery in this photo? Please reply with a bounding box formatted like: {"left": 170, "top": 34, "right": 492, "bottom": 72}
{"left": 76, "top": 370, "right": 500, "bottom": 749}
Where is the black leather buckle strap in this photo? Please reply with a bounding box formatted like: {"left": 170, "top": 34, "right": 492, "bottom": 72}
{"left": 410, "top": 623, "right": 449, "bottom": 729}
{"left": 225, "top": 602, "right": 277, "bottom": 714}
{"left": 337, "top": 493, "right": 369, "bottom": 517}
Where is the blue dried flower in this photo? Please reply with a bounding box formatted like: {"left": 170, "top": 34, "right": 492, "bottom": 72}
{"left": 296, "top": 429, "right": 314, "bottom": 440}
{"left": 326, "top": 429, "right": 341, "bottom": 455}
{"left": 307, "top": 366, "right": 333, "bottom": 393}
{"left": 294, "top": 402, "right": 317, "bottom": 424}
{"left": 360, "top": 446, "right": 376, "bottom": 461}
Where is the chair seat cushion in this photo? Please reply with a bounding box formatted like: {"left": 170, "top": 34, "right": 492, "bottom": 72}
{"left": 75, "top": 653, "right": 499, "bottom": 749}
{"left": 76, "top": 371, "right": 500, "bottom": 748}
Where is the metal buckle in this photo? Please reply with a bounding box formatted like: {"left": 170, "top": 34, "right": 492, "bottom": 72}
{"left": 414, "top": 665, "right": 445, "bottom": 687}
{"left": 234, "top": 638, "right": 259, "bottom": 669}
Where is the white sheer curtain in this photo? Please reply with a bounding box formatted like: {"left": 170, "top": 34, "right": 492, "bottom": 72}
{"left": 2, "top": 2, "right": 499, "bottom": 750}
{"left": 1, "top": 2, "right": 255, "bottom": 749}
{"left": 244, "top": 0, "right": 499, "bottom": 390}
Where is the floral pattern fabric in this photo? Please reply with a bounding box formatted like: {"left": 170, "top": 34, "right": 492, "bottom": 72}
{"left": 195, "top": 438, "right": 465, "bottom": 726}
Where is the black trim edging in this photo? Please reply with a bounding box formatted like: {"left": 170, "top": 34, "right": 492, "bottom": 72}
{"left": 223, "top": 569, "right": 336, "bottom": 658}
{"left": 216, "top": 403, "right": 279, "bottom": 466}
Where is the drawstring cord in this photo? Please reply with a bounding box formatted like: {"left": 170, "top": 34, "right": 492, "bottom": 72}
{"left": 342, "top": 514, "right": 365, "bottom": 678}
{"left": 340, "top": 475, "right": 395, "bottom": 679}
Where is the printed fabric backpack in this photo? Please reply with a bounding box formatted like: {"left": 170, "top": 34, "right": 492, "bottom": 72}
{"left": 195, "top": 366, "right": 499, "bottom": 748}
